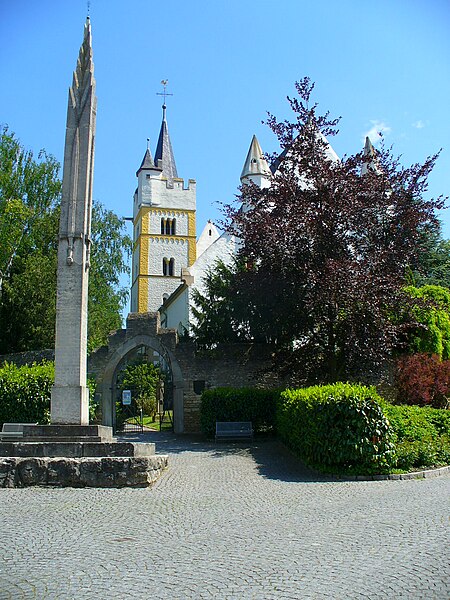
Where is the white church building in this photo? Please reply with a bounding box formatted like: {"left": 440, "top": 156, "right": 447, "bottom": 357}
{"left": 130, "top": 102, "right": 373, "bottom": 334}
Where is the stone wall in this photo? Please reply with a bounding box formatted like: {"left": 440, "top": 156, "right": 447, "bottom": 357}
{"left": 0, "top": 349, "right": 55, "bottom": 367}
{"left": 172, "top": 342, "right": 281, "bottom": 432}
{"left": 1, "top": 315, "right": 286, "bottom": 434}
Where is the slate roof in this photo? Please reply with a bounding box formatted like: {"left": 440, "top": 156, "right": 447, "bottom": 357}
{"left": 154, "top": 106, "right": 178, "bottom": 180}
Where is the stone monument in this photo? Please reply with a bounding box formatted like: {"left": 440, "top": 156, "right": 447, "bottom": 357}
{"left": 0, "top": 18, "right": 168, "bottom": 487}
{"left": 51, "top": 16, "right": 96, "bottom": 426}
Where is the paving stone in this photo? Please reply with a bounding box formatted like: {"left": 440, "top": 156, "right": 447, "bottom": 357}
{"left": 0, "top": 432, "right": 448, "bottom": 599}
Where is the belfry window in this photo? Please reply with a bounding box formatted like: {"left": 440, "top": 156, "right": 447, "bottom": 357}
{"left": 171, "top": 219, "right": 176, "bottom": 235}
{"left": 162, "top": 257, "right": 168, "bottom": 275}
{"left": 161, "top": 219, "right": 165, "bottom": 234}
{"left": 169, "top": 258, "right": 175, "bottom": 276}
{"left": 165, "top": 219, "right": 171, "bottom": 235}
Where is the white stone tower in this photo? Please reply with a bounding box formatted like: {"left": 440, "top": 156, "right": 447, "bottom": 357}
{"left": 51, "top": 18, "right": 96, "bottom": 425}
{"left": 130, "top": 103, "right": 196, "bottom": 313}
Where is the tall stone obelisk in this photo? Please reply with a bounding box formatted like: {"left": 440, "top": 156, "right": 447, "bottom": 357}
{"left": 51, "top": 18, "right": 97, "bottom": 425}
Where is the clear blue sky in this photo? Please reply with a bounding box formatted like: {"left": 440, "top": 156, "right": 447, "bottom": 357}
{"left": 1, "top": 0, "right": 449, "bottom": 242}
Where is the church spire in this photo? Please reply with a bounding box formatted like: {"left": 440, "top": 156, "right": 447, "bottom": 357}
{"left": 154, "top": 104, "right": 178, "bottom": 180}
{"left": 240, "top": 135, "right": 271, "bottom": 182}
{"left": 362, "top": 136, "right": 381, "bottom": 175}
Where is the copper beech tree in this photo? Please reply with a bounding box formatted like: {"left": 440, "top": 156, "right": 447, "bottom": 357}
{"left": 195, "top": 78, "right": 447, "bottom": 383}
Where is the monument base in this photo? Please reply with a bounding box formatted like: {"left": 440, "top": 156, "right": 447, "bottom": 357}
{"left": 0, "top": 455, "right": 168, "bottom": 488}
{"left": 22, "top": 424, "right": 114, "bottom": 442}
{"left": 0, "top": 425, "right": 169, "bottom": 488}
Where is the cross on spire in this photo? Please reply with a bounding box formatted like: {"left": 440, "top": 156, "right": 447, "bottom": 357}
{"left": 156, "top": 80, "right": 173, "bottom": 120}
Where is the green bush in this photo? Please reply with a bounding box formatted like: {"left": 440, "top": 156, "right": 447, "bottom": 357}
{"left": 0, "top": 361, "right": 54, "bottom": 426}
{"left": 382, "top": 403, "right": 450, "bottom": 469}
{"left": 277, "top": 383, "right": 395, "bottom": 473}
{"left": 200, "top": 387, "right": 279, "bottom": 437}
{"left": 394, "top": 437, "right": 450, "bottom": 470}
{"left": 382, "top": 403, "right": 450, "bottom": 441}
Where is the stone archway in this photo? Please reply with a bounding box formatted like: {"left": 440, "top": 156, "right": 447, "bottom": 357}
{"left": 89, "top": 313, "right": 186, "bottom": 433}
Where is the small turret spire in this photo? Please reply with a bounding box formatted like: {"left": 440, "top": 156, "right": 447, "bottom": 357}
{"left": 240, "top": 135, "right": 271, "bottom": 181}
{"left": 362, "top": 136, "right": 381, "bottom": 175}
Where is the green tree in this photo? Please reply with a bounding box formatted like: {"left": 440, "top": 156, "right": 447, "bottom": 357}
{"left": 414, "top": 231, "right": 450, "bottom": 289}
{"left": 88, "top": 202, "right": 132, "bottom": 351}
{"left": 405, "top": 285, "right": 450, "bottom": 359}
{"left": 0, "top": 128, "right": 132, "bottom": 354}
{"left": 118, "top": 360, "right": 160, "bottom": 417}
{"left": 192, "top": 259, "right": 250, "bottom": 346}
{"left": 0, "top": 126, "right": 61, "bottom": 291}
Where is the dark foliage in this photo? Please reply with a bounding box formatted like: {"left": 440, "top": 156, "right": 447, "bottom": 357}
{"left": 194, "top": 78, "right": 446, "bottom": 383}
{"left": 395, "top": 353, "right": 450, "bottom": 408}
{"left": 200, "top": 387, "right": 279, "bottom": 438}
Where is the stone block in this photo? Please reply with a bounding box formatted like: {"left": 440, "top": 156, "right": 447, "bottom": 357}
{"left": 17, "top": 458, "right": 48, "bottom": 486}
{"left": 47, "top": 458, "right": 81, "bottom": 487}
{"left": 0, "top": 455, "right": 168, "bottom": 487}
{"left": 22, "top": 424, "right": 114, "bottom": 442}
{"left": 0, "top": 458, "right": 17, "bottom": 488}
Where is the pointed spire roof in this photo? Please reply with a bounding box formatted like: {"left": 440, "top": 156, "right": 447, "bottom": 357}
{"left": 362, "top": 136, "right": 381, "bottom": 175}
{"left": 240, "top": 135, "right": 271, "bottom": 181}
{"left": 154, "top": 105, "right": 178, "bottom": 180}
{"left": 136, "top": 146, "right": 159, "bottom": 176}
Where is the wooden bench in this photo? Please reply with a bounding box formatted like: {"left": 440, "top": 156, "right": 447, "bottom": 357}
{"left": 0, "top": 423, "right": 36, "bottom": 442}
{"left": 215, "top": 421, "right": 253, "bottom": 442}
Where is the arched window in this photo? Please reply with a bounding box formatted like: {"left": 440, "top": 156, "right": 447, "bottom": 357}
{"left": 171, "top": 219, "right": 176, "bottom": 235}
{"left": 165, "top": 219, "right": 171, "bottom": 235}
{"left": 169, "top": 258, "right": 175, "bottom": 276}
{"left": 160, "top": 218, "right": 165, "bottom": 234}
{"left": 162, "top": 257, "right": 168, "bottom": 275}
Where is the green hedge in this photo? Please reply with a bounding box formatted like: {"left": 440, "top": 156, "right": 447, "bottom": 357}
{"left": 0, "top": 362, "right": 99, "bottom": 426}
{"left": 0, "top": 361, "right": 54, "bottom": 426}
{"left": 382, "top": 403, "right": 450, "bottom": 470}
{"left": 277, "top": 383, "right": 395, "bottom": 473}
{"left": 200, "top": 387, "right": 279, "bottom": 437}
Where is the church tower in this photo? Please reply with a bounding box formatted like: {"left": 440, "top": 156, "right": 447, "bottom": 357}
{"left": 130, "top": 103, "right": 196, "bottom": 313}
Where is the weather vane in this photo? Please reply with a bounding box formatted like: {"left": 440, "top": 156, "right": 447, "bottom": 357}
{"left": 156, "top": 79, "right": 173, "bottom": 106}
{"left": 87, "top": 0, "right": 91, "bottom": 17}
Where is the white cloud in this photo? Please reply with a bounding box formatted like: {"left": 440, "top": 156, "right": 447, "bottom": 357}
{"left": 412, "top": 120, "right": 426, "bottom": 129}
{"left": 362, "top": 120, "right": 391, "bottom": 145}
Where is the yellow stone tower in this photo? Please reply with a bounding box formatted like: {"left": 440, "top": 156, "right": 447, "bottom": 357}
{"left": 130, "top": 103, "right": 196, "bottom": 313}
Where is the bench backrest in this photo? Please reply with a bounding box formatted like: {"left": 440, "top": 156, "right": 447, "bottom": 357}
{"left": 216, "top": 421, "right": 252, "bottom": 433}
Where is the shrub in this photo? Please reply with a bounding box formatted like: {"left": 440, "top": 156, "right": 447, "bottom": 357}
{"left": 200, "top": 387, "right": 279, "bottom": 437}
{"left": 381, "top": 403, "right": 450, "bottom": 469}
{"left": 382, "top": 403, "right": 450, "bottom": 441}
{"left": 277, "top": 383, "right": 395, "bottom": 473}
{"left": 395, "top": 353, "right": 450, "bottom": 408}
{"left": 0, "top": 361, "right": 54, "bottom": 426}
{"left": 393, "top": 437, "right": 450, "bottom": 470}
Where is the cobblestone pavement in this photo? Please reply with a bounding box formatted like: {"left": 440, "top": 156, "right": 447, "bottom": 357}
{"left": 0, "top": 432, "right": 449, "bottom": 599}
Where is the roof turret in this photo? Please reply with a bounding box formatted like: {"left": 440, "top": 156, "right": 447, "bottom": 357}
{"left": 136, "top": 147, "right": 160, "bottom": 177}
{"left": 362, "top": 136, "right": 381, "bottom": 175}
{"left": 240, "top": 135, "right": 271, "bottom": 181}
{"left": 154, "top": 104, "right": 178, "bottom": 180}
